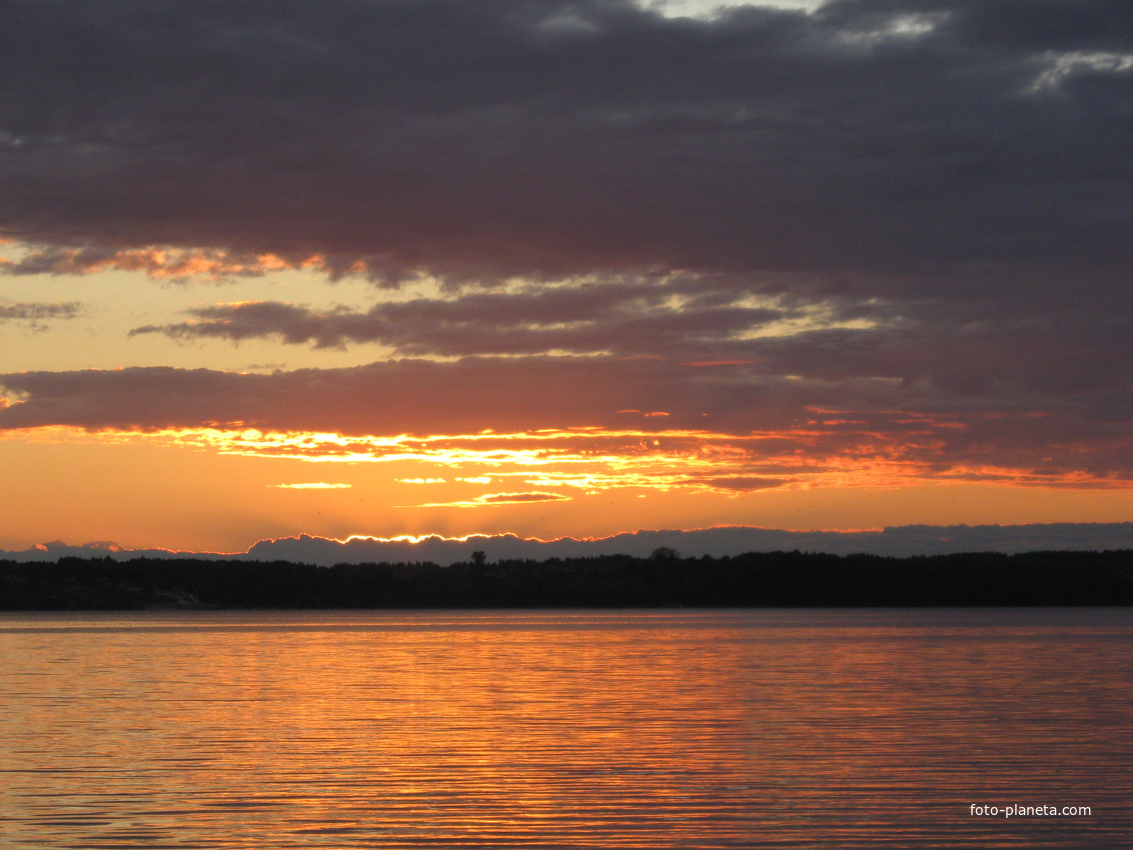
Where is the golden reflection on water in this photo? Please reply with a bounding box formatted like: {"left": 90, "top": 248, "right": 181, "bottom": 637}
{"left": 1, "top": 609, "right": 1131, "bottom": 848}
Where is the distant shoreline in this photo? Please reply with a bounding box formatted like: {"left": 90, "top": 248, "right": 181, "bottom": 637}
{"left": 4, "top": 550, "right": 1132, "bottom": 610}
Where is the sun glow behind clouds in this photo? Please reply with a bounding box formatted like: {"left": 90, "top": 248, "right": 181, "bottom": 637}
{"left": 10, "top": 419, "right": 1132, "bottom": 500}
{"left": 2, "top": 422, "right": 1132, "bottom": 553}
{"left": 3, "top": 0, "right": 1133, "bottom": 556}
{"left": 272, "top": 482, "right": 352, "bottom": 489}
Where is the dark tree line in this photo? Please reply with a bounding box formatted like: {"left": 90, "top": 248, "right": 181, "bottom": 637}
{"left": 2, "top": 549, "right": 1132, "bottom": 610}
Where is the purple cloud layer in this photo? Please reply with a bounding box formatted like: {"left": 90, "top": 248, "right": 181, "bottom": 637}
{"left": 2, "top": 0, "right": 1131, "bottom": 289}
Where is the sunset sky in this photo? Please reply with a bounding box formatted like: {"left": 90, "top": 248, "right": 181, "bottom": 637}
{"left": 2, "top": 0, "right": 1132, "bottom": 555}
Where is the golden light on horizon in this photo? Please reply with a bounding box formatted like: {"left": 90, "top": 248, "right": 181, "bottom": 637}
{"left": 8, "top": 421, "right": 1133, "bottom": 492}
{"left": 2, "top": 420, "right": 1132, "bottom": 553}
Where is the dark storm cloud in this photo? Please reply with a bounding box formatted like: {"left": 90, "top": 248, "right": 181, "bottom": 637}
{"left": 2, "top": 0, "right": 1133, "bottom": 291}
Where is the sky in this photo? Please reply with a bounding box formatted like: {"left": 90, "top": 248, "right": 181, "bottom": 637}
{"left": 2, "top": 0, "right": 1132, "bottom": 557}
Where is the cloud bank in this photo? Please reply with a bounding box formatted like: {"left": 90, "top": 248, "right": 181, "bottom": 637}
{"left": 4, "top": 0, "right": 1133, "bottom": 286}
{"left": 5, "top": 523, "right": 1133, "bottom": 565}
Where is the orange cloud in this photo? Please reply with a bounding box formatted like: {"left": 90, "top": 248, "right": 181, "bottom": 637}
{"left": 0, "top": 245, "right": 385, "bottom": 283}
{"left": 7, "top": 422, "right": 1129, "bottom": 498}
{"left": 405, "top": 491, "right": 573, "bottom": 508}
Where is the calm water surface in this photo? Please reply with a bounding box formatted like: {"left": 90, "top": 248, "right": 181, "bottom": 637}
{"left": 1, "top": 608, "right": 1130, "bottom": 848}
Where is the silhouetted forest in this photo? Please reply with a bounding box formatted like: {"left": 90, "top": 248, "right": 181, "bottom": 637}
{"left": 3, "top": 549, "right": 1133, "bottom": 610}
